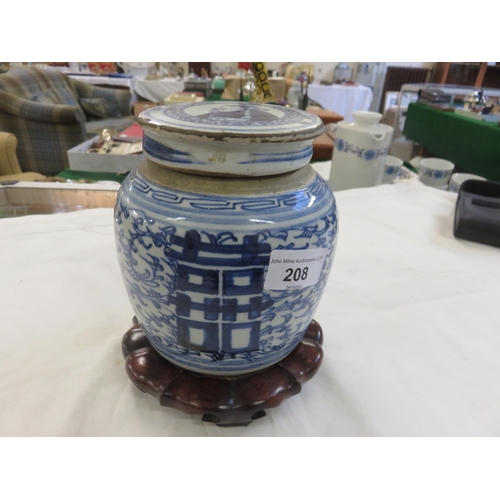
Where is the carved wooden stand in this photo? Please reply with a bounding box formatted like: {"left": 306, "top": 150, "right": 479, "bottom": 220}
{"left": 122, "top": 317, "right": 324, "bottom": 427}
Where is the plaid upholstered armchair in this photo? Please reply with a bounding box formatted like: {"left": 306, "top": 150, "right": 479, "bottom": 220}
{"left": 0, "top": 66, "right": 135, "bottom": 176}
{"left": 0, "top": 131, "right": 47, "bottom": 181}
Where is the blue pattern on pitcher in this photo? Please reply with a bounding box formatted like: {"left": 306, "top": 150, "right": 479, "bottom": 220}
{"left": 335, "top": 138, "right": 389, "bottom": 161}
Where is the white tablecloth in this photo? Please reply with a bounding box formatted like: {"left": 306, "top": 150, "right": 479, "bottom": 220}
{"left": 308, "top": 83, "right": 373, "bottom": 121}
{"left": 130, "top": 77, "right": 184, "bottom": 103}
{"left": 1, "top": 179, "right": 500, "bottom": 436}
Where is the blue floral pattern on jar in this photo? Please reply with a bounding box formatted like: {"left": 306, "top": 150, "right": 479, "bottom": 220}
{"left": 114, "top": 166, "right": 338, "bottom": 375}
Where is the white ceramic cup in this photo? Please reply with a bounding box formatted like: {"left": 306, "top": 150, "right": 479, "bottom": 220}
{"left": 381, "top": 155, "right": 404, "bottom": 184}
{"left": 418, "top": 158, "right": 454, "bottom": 188}
{"left": 448, "top": 173, "right": 487, "bottom": 193}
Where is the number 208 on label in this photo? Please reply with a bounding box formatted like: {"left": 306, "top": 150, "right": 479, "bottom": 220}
{"left": 263, "top": 249, "right": 328, "bottom": 291}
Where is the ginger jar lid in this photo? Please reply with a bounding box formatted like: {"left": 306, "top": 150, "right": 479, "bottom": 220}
{"left": 137, "top": 102, "right": 324, "bottom": 176}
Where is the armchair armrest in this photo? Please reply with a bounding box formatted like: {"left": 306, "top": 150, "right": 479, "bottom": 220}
{"left": 71, "top": 79, "right": 132, "bottom": 117}
{"left": 0, "top": 90, "right": 83, "bottom": 124}
{"left": 0, "top": 131, "right": 22, "bottom": 175}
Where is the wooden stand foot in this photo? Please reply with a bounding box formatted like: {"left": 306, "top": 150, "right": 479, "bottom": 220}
{"left": 122, "top": 318, "right": 323, "bottom": 427}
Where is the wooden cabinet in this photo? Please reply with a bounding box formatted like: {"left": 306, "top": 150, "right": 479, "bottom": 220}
{"left": 432, "top": 62, "right": 500, "bottom": 88}
{"left": 482, "top": 65, "right": 500, "bottom": 88}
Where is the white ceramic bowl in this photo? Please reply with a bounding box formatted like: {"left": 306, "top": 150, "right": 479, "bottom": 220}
{"left": 381, "top": 155, "right": 404, "bottom": 184}
{"left": 449, "top": 173, "right": 486, "bottom": 193}
{"left": 418, "top": 158, "right": 454, "bottom": 188}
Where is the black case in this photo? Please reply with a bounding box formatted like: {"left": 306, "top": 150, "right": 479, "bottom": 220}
{"left": 454, "top": 179, "right": 500, "bottom": 248}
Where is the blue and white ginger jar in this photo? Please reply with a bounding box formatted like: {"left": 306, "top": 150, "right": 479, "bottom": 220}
{"left": 114, "top": 102, "right": 339, "bottom": 376}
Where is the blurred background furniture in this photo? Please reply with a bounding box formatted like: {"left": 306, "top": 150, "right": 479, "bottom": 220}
{"left": 67, "top": 74, "right": 185, "bottom": 104}
{"left": 307, "top": 107, "right": 343, "bottom": 161}
{"left": 0, "top": 132, "right": 46, "bottom": 182}
{"left": 431, "top": 62, "right": 500, "bottom": 88}
{"left": 377, "top": 66, "right": 432, "bottom": 113}
{"left": 130, "top": 77, "right": 184, "bottom": 103}
{"left": 222, "top": 75, "right": 287, "bottom": 101}
{"left": 65, "top": 74, "right": 134, "bottom": 90}
{"left": 0, "top": 182, "right": 118, "bottom": 218}
{"left": 403, "top": 102, "right": 500, "bottom": 182}
{"left": 307, "top": 83, "right": 373, "bottom": 121}
{"left": 0, "top": 66, "right": 134, "bottom": 176}
{"left": 388, "top": 83, "right": 500, "bottom": 141}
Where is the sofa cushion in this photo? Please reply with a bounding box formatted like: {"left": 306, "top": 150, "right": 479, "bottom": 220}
{"left": 79, "top": 97, "right": 122, "bottom": 119}
{"left": 0, "top": 66, "right": 85, "bottom": 116}
{"left": 31, "top": 89, "right": 58, "bottom": 105}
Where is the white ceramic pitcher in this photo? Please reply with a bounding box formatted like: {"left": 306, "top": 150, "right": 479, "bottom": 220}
{"left": 328, "top": 111, "right": 394, "bottom": 192}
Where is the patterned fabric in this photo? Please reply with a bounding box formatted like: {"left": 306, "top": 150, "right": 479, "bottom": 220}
{"left": 79, "top": 97, "right": 122, "bottom": 119}
{"left": 31, "top": 89, "right": 58, "bottom": 105}
{"left": 71, "top": 79, "right": 131, "bottom": 118}
{"left": 0, "top": 66, "right": 133, "bottom": 176}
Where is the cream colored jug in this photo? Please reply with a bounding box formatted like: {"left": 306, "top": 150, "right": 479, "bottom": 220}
{"left": 328, "top": 111, "right": 394, "bottom": 192}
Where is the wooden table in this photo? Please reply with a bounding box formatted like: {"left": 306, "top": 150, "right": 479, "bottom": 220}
{"left": 307, "top": 107, "right": 343, "bottom": 161}
{"left": 0, "top": 183, "right": 118, "bottom": 218}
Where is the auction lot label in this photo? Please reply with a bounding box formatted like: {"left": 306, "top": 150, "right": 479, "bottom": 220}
{"left": 264, "top": 248, "right": 328, "bottom": 291}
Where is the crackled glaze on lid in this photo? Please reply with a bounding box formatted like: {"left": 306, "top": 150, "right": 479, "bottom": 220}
{"left": 137, "top": 102, "right": 324, "bottom": 177}
{"left": 138, "top": 101, "right": 324, "bottom": 142}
